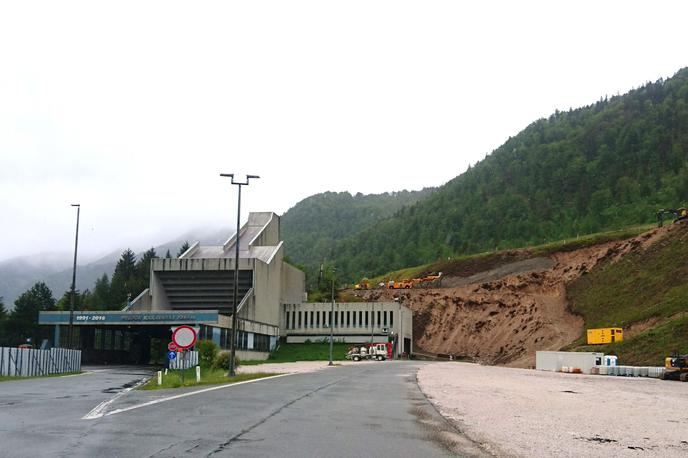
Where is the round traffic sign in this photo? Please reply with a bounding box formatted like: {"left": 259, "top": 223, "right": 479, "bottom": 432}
{"left": 172, "top": 325, "right": 197, "bottom": 349}
{"left": 168, "top": 342, "right": 178, "bottom": 352}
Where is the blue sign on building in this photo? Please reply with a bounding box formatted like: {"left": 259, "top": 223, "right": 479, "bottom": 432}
{"left": 38, "top": 310, "right": 219, "bottom": 326}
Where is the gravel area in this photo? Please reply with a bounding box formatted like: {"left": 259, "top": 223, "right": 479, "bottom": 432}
{"left": 417, "top": 362, "right": 688, "bottom": 457}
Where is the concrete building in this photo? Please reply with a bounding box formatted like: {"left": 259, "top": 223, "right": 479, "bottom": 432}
{"left": 40, "top": 212, "right": 306, "bottom": 363}
{"left": 282, "top": 302, "right": 413, "bottom": 357}
{"left": 39, "top": 211, "right": 415, "bottom": 363}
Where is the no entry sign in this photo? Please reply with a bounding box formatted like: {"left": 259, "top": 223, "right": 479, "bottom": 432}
{"left": 172, "top": 325, "right": 197, "bottom": 350}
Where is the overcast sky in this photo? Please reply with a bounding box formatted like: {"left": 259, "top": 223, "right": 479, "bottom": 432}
{"left": 1, "top": 1, "right": 686, "bottom": 263}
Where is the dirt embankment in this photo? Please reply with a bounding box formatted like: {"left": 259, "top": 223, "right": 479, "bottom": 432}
{"left": 354, "top": 226, "right": 675, "bottom": 367}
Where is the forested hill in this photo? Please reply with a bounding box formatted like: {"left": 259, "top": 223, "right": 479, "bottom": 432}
{"left": 280, "top": 189, "right": 435, "bottom": 281}
{"left": 333, "top": 67, "right": 688, "bottom": 280}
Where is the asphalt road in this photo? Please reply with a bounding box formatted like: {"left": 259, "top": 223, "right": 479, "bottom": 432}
{"left": 0, "top": 362, "right": 486, "bottom": 457}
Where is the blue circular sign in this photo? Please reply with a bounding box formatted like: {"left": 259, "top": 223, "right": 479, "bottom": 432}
{"left": 167, "top": 351, "right": 177, "bottom": 360}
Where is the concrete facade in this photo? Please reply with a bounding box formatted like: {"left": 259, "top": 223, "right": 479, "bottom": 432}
{"left": 282, "top": 302, "right": 413, "bottom": 356}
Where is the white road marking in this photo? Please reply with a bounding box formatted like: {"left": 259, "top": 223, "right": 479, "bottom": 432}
{"left": 81, "top": 377, "right": 150, "bottom": 420}
{"left": 83, "top": 373, "right": 295, "bottom": 420}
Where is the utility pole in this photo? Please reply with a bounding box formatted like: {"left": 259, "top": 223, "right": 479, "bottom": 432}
{"left": 328, "top": 267, "right": 335, "bottom": 366}
{"left": 68, "top": 204, "right": 80, "bottom": 349}
{"left": 220, "top": 174, "right": 259, "bottom": 377}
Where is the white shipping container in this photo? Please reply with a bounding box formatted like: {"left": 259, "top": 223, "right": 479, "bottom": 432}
{"left": 535, "top": 351, "right": 604, "bottom": 374}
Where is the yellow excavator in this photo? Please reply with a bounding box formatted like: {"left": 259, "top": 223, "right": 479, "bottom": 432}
{"left": 660, "top": 354, "right": 688, "bottom": 381}
{"left": 656, "top": 207, "right": 688, "bottom": 227}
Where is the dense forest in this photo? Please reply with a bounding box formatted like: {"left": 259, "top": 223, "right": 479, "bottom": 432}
{"left": 287, "top": 68, "right": 688, "bottom": 281}
{"left": 281, "top": 189, "right": 434, "bottom": 287}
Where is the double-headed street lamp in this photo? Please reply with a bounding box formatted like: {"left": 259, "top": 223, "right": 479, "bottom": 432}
{"left": 220, "top": 173, "right": 259, "bottom": 377}
{"left": 69, "top": 204, "right": 80, "bottom": 349}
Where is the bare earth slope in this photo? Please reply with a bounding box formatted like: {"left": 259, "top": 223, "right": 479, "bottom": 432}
{"left": 355, "top": 226, "right": 675, "bottom": 367}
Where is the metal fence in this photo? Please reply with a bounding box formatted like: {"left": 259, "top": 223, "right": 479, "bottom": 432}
{"left": 0, "top": 347, "right": 81, "bottom": 377}
{"left": 169, "top": 350, "right": 198, "bottom": 370}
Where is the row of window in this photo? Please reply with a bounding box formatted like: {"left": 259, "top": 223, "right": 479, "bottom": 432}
{"left": 285, "top": 309, "right": 393, "bottom": 330}
{"left": 198, "top": 325, "right": 271, "bottom": 353}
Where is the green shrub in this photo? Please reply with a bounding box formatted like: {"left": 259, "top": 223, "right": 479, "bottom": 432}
{"left": 213, "top": 351, "right": 240, "bottom": 370}
{"left": 196, "top": 340, "right": 219, "bottom": 368}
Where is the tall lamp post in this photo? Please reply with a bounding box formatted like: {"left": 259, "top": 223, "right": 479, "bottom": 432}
{"left": 220, "top": 173, "right": 259, "bottom": 377}
{"left": 68, "top": 204, "right": 80, "bottom": 349}
{"left": 328, "top": 267, "right": 335, "bottom": 366}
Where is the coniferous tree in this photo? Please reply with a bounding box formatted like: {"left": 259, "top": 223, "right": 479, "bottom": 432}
{"left": 135, "top": 247, "right": 157, "bottom": 292}
{"left": 165, "top": 249, "right": 172, "bottom": 259}
{"left": 0, "top": 297, "right": 7, "bottom": 346}
{"left": 109, "top": 249, "right": 138, "bottom": 309}
{"left": 7, "top": 282, "right": 56, "bottom": 346}
{"left": 84, "top": 274, "right": 112, "bottom": 310}
{"left": 177, "top": 241, "right": 190, "bottom": 257}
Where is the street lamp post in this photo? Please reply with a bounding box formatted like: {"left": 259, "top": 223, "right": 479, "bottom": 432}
{"left": 68, "top": 204, "right": 80, "bottom": 349}
{"left": 220, "top": 174, "right": 259, "bottom": 377}
{"left": 328, "top": 268, "right": 335, "bottom": 366}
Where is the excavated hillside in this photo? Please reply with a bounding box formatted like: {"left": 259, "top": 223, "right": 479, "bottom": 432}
{"left": 353, "top": 225, "right": 678, "bottom": 367}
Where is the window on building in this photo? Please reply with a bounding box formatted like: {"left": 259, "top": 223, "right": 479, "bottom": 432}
{"left": 316, "top": 311, "right": 320, "bottom": 327}
{"left": 328, "top": 311, "right": 332, "bottom": 327}
{"left": 286, "top": 310, "right": 291, "bottom": 329}
{"left": 365, "top": 311, "right": 369, "bottom": 327}
{"left": 292, "top": 311, "right": 296, "bottom": 330}
{"left": 94, "top": 328, "right": 103, "bottom": 350}
{"left": 384, "top": 311, "right": 388, "bottom": 327}
{"left": 346, "top": 311, "right": 350, "bottom": 327}
{"left": 358, "top": 311, "right": 363, "bottom": 327}
{"left": 377, "top": 311, "right": 381, "bottom": 328}
{"left": 390, "top": 311, "right": 393, "bottom": 327}
{"left": 220, "top": 329, "right": 227, "bottom": 348}
{"left": 353, "top": 310, "right": 357, "bottom": 327}
{"left": 371, "top": 310, "right": 375, "bottom": 328}
{"left": 304, "top": 311, "right": 308, "bottom": 328}
{"left": 310, "top": 311, "right": 314, "bottom": 328}
{"left": 334, "top": 310, "right": 338, "bottom": 327}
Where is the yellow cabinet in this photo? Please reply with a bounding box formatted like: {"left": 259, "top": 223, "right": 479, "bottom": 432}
{"left": 586, "top": 327, "right": 623, "bottom": 344}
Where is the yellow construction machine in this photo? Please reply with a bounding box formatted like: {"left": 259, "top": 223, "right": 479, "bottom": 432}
{"left": 660, "top": 354, "right": 688, "bottom": 381}
{"left": 656, "top": 207, "right": 688, "bottom": 227}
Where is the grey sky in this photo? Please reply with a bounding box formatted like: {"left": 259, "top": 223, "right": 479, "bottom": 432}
{"left": 1, "top": 1, "right": 686, "bottom": 262}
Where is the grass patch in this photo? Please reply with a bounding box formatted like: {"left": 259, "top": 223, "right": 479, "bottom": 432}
{"left": 565, "top": 223, "right": 688, "bottom": 365}
{"left": 0, "top": 371, "right": 81, "bottom": 382}
{"left": 140, "top": 368, "right": 276, "bottom": 390}
{"left": 242, "top": 342, "right": 350, "bottom": 365}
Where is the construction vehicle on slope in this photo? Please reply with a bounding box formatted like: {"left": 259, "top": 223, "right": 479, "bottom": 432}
{"left": 387, "top": 272, "right": 442, "bottom": 289}
{"left": 656, "top": 208, "right": 688, "bottom": 227}
{"left": 659, "top": 354, "right": 688, "bottom": 381}
{"left": 354, "top": 278, "right": 370, "bottom": 290}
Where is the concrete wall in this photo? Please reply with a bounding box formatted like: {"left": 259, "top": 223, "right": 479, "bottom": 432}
{"left": 251, "top": 251, "right": 282, "bottom": 327}
{"left": 282, "top": 302, "right": 413, "bottom": 356}
{"left": 281, "top": 262, "right": 306, "bottom": 304}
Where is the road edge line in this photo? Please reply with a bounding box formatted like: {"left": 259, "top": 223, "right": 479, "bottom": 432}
{"left": 85, "top": 373, "right": 294, "bottom": 420}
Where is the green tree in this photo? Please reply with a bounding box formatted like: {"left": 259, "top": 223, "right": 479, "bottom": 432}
{"left": 56, "top": 289, "right": 91, "bottom": 311}
{"left": 83, "top": 273, "right": 112, "bottom": 310}
{"left": 135, "top": 247, "right": 158, "bottom": 292}
{"left": 7, "top": 282, "right": 56, "bottom": 346}
{"left": 177, "top": 241, "right": 190, "bottom": 257}
{"left": 110, "top": 249, "right": 139, "bottom": 309}
{"left": 0, "top": 297, "right": 8, "bottom": 346}
{"left": 165, "top": 249, "right": 172, "bottom": 259}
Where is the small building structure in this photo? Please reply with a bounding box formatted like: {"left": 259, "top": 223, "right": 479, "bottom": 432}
{"left": 536, "top": 351, "right": 604, "bottom": 374}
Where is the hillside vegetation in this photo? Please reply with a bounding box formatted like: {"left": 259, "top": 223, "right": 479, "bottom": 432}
{"left": 281, "top": 189, "right": 434, "bottom": 286}
{"left": 567, "top": 223, "right": 688, "bottom": 365}
{"left": 334, "top": 68, "right": 688, "bottom": 281}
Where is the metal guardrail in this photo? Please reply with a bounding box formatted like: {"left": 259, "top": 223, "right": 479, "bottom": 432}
{"left": 0, "top": 347, "right": 81, "bottom": 377}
